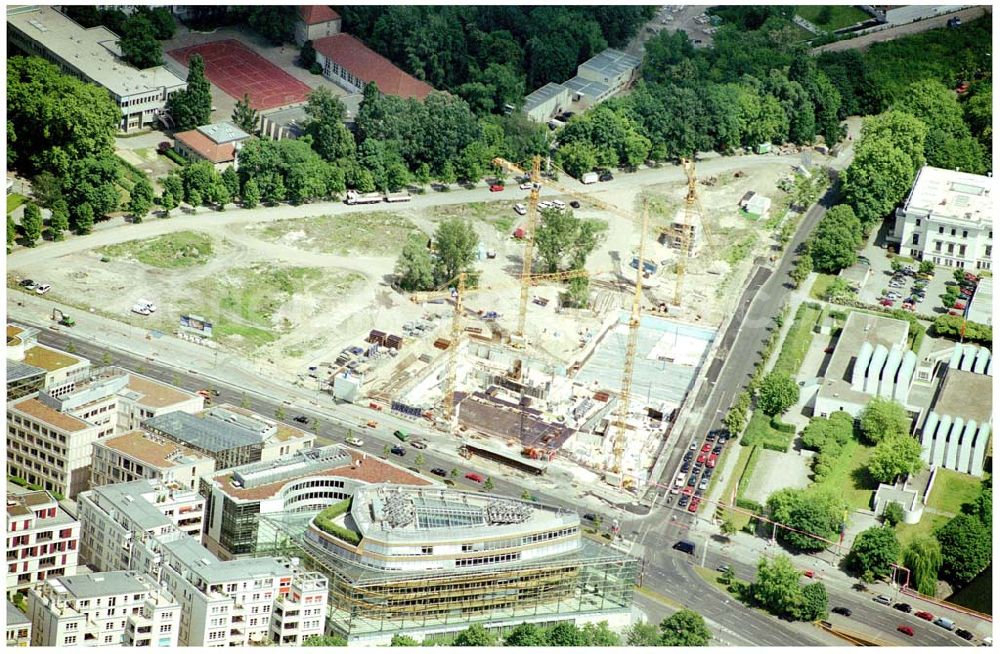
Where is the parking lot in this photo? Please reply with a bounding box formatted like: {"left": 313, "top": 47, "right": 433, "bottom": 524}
{"left": 667, "top": 429, "right": 731, "bottom": 514}
{"left": 646, "top": 5, "right": 719, "bottom": 48}
{"left": 856, "top": 239, "right": 956, "bottom": 315}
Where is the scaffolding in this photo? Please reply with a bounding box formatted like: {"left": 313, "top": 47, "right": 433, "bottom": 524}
{"left": 255, "top": 511, "right": 638, "bottom": 642}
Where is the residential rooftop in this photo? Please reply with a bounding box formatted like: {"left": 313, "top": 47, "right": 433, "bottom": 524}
{"left": 49, "top": 570, "right": 159, "bottom": 599}
{"left": 12, "top": 397, "right": 90, "bottom": 432}
{"left": 85, "top": 479, "right": 178, "bottom": 531}
{"left": 312, "top": 33, "right": 434, "bottom": 100}
{"left": 22, "top": 344, "right": 82, "bottom": 372}
{"left": 299, "top": 5, "right": 340, "bottom": 25}
{"left": 901, "top": 165, "right": 993, "bottom": 226}
{"left": 160, "top": 536, "right": 290, "bottom": 583}
{"left": 97, "top": 430, "right": 211, "bottom": 469}
{"left": 934, "top": 368, "right": 993, "bottom": 424}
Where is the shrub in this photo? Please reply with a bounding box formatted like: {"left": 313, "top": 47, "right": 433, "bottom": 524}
{"left": 770, "top": 417, "right": 797, "bottom": 434}
{"left": 313, "top": 498, "right": 360, "bottom": 545}
{"left": 164, "top": 149, "right": 187, "bottom": 165}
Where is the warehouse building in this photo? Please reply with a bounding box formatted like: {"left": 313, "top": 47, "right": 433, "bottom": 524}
{"left": 6, "top": 5, "right": 187, "bottom": 133}
{"left": 522, "top": 49, "right": 640, "bottom": 122}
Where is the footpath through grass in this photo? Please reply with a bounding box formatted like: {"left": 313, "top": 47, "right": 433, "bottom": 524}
{"left": 773, "top": 303, "right": 822, "bottom": 376}
{"left": 99, "top": 232, "right": 214, "bottom": 268}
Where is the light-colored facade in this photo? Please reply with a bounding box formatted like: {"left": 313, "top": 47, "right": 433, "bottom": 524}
{"left": 294, "top": 5, "right": 342, "bottom": 46}
{"left": 523, "top": 83, "right": 571, "bottom": 122}
{"left": 78, "top": 479, "right": 206, "bottom": 573}
{"left": 172, "top": 122, "right": 250, "bottom": 172}
{"left": 27, "top": 571, "right": 180, "bottom": 647}
{"left": 888, "top": 166, "right": 993, "bottom": 270}
{"left": 90, "top": 430, "right": 215, "bottom": 491}
{"left": 523, "top": 49, "right": 640, "bottom": 122}
{"left": 7, "top": 324, "right": 91, "bottom": 398}
{"left": 966, "top": 276, "right": 992, "bottom": 326}
{"left": 6, "top": 6, "right": 187, "bottom": 133}
{"left": 201, "top": 446, "right": 434, "bottom": 559}
{"left": 5, "top": 489, "right": 79, "bottom": 597}
{"left": 7, "top": 600, "right": 31, "bottom": 646}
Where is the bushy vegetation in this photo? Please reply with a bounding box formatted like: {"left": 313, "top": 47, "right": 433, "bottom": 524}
{"left": 313, "top": 498, "right": 360, "bottom": 545}
{"left": 766, "top": 487, "right": 847, "bottom": 552}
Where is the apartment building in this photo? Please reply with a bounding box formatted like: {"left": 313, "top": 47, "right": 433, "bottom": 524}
{"left": 6, "top": 489, "right": 80, "bottom": 597}
{"left": 78, "top": 479, "right": 205, "bottom": 573}
{"left": 7, "top": 6, "right": 187, "bottom": 133}
{"left": 7, "top": 600, "right": 31, "bottom": 646}
{"left": 142, "top": 404, "right": 316, "bottom": 471}
{"left": 888, "top": 165, "right": 993, "bottom": 270}
{"left": 7, "top": 324, "right": 90, "bottom": 398}
{"left": 91, "top": 430, "right": 215, "bottom": 491}
{"left": 27, "top": 571, "right": 179, "bottom": 647}
{"left": 116, "top": 373, "right": 204, "bottom": 433}
{"left": 201, "top": 446, "right": 433, "bottom": 559}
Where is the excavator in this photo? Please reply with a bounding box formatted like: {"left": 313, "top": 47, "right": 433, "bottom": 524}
{"left": 51, "top": 308, "right": 74, "bottom": 327}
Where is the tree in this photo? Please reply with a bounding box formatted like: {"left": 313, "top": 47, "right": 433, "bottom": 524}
{"left": 544, "top": 622, "right": 586, "bottom": 646}
{"left": 504, "top": 623, "right": 547, "bottom": 646}
{"left": 395, "top": 234, "right": 435, "bottom": 291}
{"left": 857, "top": 398, "right": 910, "bottom": 445}
{"left": 766, "top": 487, "right": 845, "bottom": 552}
{"left": 74, "top": 203, "right": 95, "bottom": 235}
{"left": 119, "top": 13, "right": 163, "bottom": 70}
{"left": 750, "top": 554, "right": 802, "bottom": 618}
{"left": 580, "top": 621, "right": 620, "bottom": 646}
{"left": 21, "top": 203, "right": 42, "bottom": 246}
{"left": 882, "top": 502, "right": 904, "bottom": 527}
{"left": 796, "top": 582, "right": 828, "bottom": 621}
{"left": 389, "top": 634, "right": 419, "bottom": 646}
{"left": 903, "top": 534, "right": 942, "bottom": 596}
{"left": 231, "top": 94, "right": 259, "bottom": 135}
{"left": 128, "top": 177, "right": 155, "bottom": 223}
{"left": 557, "top": 141, "right": 599, "bottom": 179}
{"left": 300, "top": 39, "right": 317, "bottom": 69}
{"left": 452, "top": 624, "right": 496, "bottom": 646}
{"left": 433, "top": 218, "right": 478, "bottom": 284}
{"left": 918, "top": 260, "right": 935, "bottom": 275}
{"left": 450, "top": 467, "right": 459, "bottom": 479}
{"left": 383, "top": 444, "right": 391, "bottom": 458}
{"left": 7, "top": 214, "right": 16, "bottom": 252}
{"left": 414, "top": 453, "right": 425, "bottom": 467}
{"left": 483, "top": 477, "right": 495, "bottom": 491}
{"left": 659, "top": 609, "right": 711, "bottom": 646}
{"left": 868, "top": 434, "right": 924, "bottom": 483}
{"left": 146, "top": 7, "right": 176, "bottom": 39}
{"left": 757, "top": 372, "right": 799, "bottom": 416}
{"left": 810, "top": 205, "right": 862, "bottom": 273}
{"left": 790, "top": 253, "right": 813, "bottom": 288}
{"left": 935, "top": 514, "right": 991, "bottom": 585}
{"left": 241, "top": 178, "right": 261, "bottom": 209}
{"left": 221, "top": 167, "right": 240, "bottom": 199}
{"left": 624, "top": 621, "right": 661, "bottom": 646}
{"left": 166, "top": 54, "right": 212, "bottom": 131}
{"left": 534, "top": 209, "right": 600, "bottom": 273}
{"left": 847, "top": 526, "right": 901, "bottom": 580}
{"left": 160, "top": 191, "right": 177, "bottom": 217}
{"left": 302, "top": 634, "right": 347, "bottom": 646}
{"left": 965, "top": 481, "right": 992, "bottom": 530}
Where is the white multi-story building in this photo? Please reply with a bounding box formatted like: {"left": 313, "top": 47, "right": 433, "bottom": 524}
{"left": 7, "top": 600, "right": 31, "bottom": 646}
{"left": 90, "top": 430, "right": 215, "bottom": 491}
{"left": 888, "top": 165, "right": 993, "bottom": 270}
{"left": 6, "top": 6, "right": 187, "bottom": 133}
{"left": 7, "top": 324, "right": 91, "bottom": 398}
{"left": 78, "top": 479, "right": 206, "bottom": 573}
{"left": 27, "top": 570, "right": 180, "bottom": 647}
{"left": 6, "top": 489, "right": 80, "bottom": 596}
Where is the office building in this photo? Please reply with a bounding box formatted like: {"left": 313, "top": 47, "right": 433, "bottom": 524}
{"left": 5, "top": 489, "right": 80, "bottom": 597}
{"left": 7, "top": 324, "right": 90, "bottom": 398}
{"left": 27, "top": 570, "right": 179, "bottom": 647}
{"left": 287, "top": 485, "right": 636, "bottom": 644}
{"left": 6, "top": 6, "right": 187, "bottom": 133}
{"left": 7, "top": 600, "right": 31, "bottom": 646}
{"left": 201, "top": 446, "right": 433, "bottom": 559}
{"left": 142, "top": 405, "right": 316, "bottom": 471}
{"left": 90, "top": 430, "right": 215, "bottom": 491}
{"left": 888, "top": 165, "right": 993, "bottom": 270}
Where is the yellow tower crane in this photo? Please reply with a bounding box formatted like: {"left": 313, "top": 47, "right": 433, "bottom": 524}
{"left": 410, "top": 269, "right": 594, "bottom": 425}
{"left": 515, "top": 156, "right": 543, "bottom": 342}
{"left": 672, "top": 158, "right": 711, "bottom": 308}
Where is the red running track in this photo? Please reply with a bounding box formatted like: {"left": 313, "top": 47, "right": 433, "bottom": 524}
{"left": 168, "top": 39, "right": 311, "bottom": 111}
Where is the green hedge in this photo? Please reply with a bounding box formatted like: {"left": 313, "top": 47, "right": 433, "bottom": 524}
{"left": 164, "top": 149, "right": 187, "bottom": 166}
{"left": 735, "top": 498, "right": 763, "bottom": 513}
{"left": 770, "top": 417, "right": 797, "bottom": 434}
{"left": 741, "top": 412, "right": 794, "bottom": 451}
{"left": 736, "top": 446, "right": 762, "bottom": 499}
{"left": 313, "top": 498, "right": 361, "bottom": 545}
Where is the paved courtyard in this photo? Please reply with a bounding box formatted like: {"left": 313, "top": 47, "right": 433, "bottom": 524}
{"left": 856, "top": 233, "right": 954, "bottom": 314}
{"left": 743, "top": 448, "right": 814, "bottom": 505}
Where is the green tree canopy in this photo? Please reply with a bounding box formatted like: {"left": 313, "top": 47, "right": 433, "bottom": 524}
{"left": 389, "top": 634, "right": 419, "bottom": 646}
{"left": 750, "top": 554, "right": 803, "bottom": 618}
{"left": 756, "top": 371, "right": 800, "bottom": 416}
{"left": 305, "top": 88, "right": 357, "bottom": 163}
{"left": 858, "top": 398, "right": 910, "bottom": 445}
{"left": 809, "top": 205, "right": 862, "bottom": 273}
{"left": 623, "top": 621, "right": 661, "bottom": 646}
{"left": 503, "top": 623, "right": 548, "bottom": 646}
{"left": 452, "top": 624, "right": 497, "bottom": 646}
{"left": 766, "top": 487, "right": 846, "bottom": 552}
{"left": 796, "top": 582, "right": 829, "bottom": 622}
{"left": 128, "top": 177, "right": 155, "bottom": 223}
{"left": 659, "top": 610, "right": 712, "bottom": 646}
{"left": 20, "top": 203, "right": 42, "bottom": 247}
{"left": 166, "top": 54, "right": 212, "bottom": 131}
{"left": 903, "top": 534, "right": 942, "bottom": 596}
{"left": 868, "top": 434, "right": 924, "bottom": 483}
{"left": 847, "top": 526, "right": 901, "bottom": 580}
{"left": 432, "top": 218, "right": 479, "bottom": 285}
{"left": 936, "top": 513, "right": 991, "bottom": 586}
{"left": 395, "top": 235, "right": 435, "bottom": 292}
{"left": 231, "top": 94, "right": 259, "bottom": 135}
{"left": 119, "top": 13, "right": 163, "bottom": 69}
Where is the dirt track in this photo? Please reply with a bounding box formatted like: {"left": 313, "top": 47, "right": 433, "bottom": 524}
{"left": 812, "top": 5, "right": 991, "bottom": 54}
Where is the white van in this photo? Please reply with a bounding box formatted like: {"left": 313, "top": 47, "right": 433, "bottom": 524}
{"left": 551, "top": 200, "right": 566, "bottom": 210}
{"left": 136, "top": 299, "right": 157, "bottom": 313}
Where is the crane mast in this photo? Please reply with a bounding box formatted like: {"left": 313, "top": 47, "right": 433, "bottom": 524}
{"left": 516, "top": 156, "right": 543, "bottom": 341}
{"left": 442, "top": 272, "right": 466, "bottom": 425}
{"left": 673, "top": 158, "right": 701, "bottom": 308}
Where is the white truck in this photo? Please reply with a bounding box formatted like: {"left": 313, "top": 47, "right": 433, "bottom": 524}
{"left": 581, "top": 172, "right": 599, "bottom": 185}
{"left": 344, "top": 190, "right": 383, "bottom": 205}
{"left": 384, "top": 192, "right": 411, "bottom": 203}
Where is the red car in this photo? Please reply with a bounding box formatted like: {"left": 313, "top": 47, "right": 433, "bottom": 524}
{"left": 701, "top": 443, "right": 711, "bottom": 453}
{"left": 489, "top": 184, "right": 505, "bottom": 192}
{"left": 915, "top": 611, "right": 934, "bottom": 621}
{"left": 706, "top": 454, "right": 718, "bottom": 468}
{"left": 681, "top": 486, "right": 694, "bottom": 496}
{"left": 897, "top": 625, "right": 914, "bottom": 637}
{"left": 464, "top": 472, "right": 484, "bottom": 483}
{"left": 697, "top": 452, "right": 707, "bottom": 464}
{"left": 803, "top": 570, "right": 815, "bottom": 578}
{"left": 687, "top": 500, "right": 700, "bottom": 513}
{"left": 880, "top": 298, "right": 894, "bottom": 307}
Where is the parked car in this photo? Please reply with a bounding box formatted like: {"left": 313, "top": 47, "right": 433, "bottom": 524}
{"left": 599, "top": 171, "right": 614, "bottom": 182}
{"left": 293, "top": 415, "right": 308, "bottom": 424}
{"left": 893, "top": 603, "right": 912, "bottom": 613}
{"left": 716, "top": 563, "right": 731, "bottom": 573}
{"left": 880, "top": 298, "right": 894, "bottom": 307}
{"left": 832, "top": 606, "right": 853, "bottom": 617}
{"left": 680, "top": 462, "right": 691, "bottom": 473}
{"left": 897, "top": 625, "right": 914, "bottom": 637}
{"left": 712, "top": 444, "right": 723, "bottom": 454}
{"left": 683, "top": 451, "right": 694, "bottom": 462}
{"left": 697, "top": 452, "right": 707, "bottom": 464}
{"left": 886, "top": 291, "right": 902, "bottom": 300}
{"left": 933, "top": 617, "right": 956, "bottom": 631}
{"left": 410, "top": 440, "right": 428, "bottom": 450}
{"left": 34, "top": 283, "right": 51, "bottom": 295}
{"left": 582, "top": 512, "right": 597, "bottom": 522}
{"left": 687, "top": 475, "right": 697, "bottom": 487}
{"left": 803, "top": 570, "right": 815, "bottom": 578}
{"left": 465, "top": 472, "right": 484, "bottom": 483}
{"left": 489, "top": 184, "right": 505, "bottom": 192}
{"left": 513, "top": 203, "right": 527, "bottom": 215}
{"left": 390, "top": 445, "right": 406, "bottom": 456}
{"left": 955, "top": 629, "right": 974, "bottom": 641}
{"left": 519, "top": 182, "right": 533, "bottom": 190}
{"left": 687, "top": 499, "right": 700, "bottom": 512}
{"left": 698, "top": 479, "right": 708, "bottom": 491}
{"left": 345, "top": 436, "right": 363, "bottom": 447}
{"left": 678, "top": 494, "right": 690, "bottom": 508}
{"left": 18, "top": 279, "right": 36, "bottom": 290}
{"left": 570, "top": 201, "right": 580, "bottom": 208}
{"left": 873, "top": 595, "right": 892, "bottom": 605}
{"left": 915, "top": 611, "right": 934, "bottom": 621}
{"left": 675, "top": 473, "right": 687, "bottom": 487}
{"left": 430, "top": 467, "right": 447, "bottom": 477}
{"left": 701, "top": 443, "right": 711, "bottom": 452}
{"left": 706, "top": 454, "right": 718, "bottom": 468}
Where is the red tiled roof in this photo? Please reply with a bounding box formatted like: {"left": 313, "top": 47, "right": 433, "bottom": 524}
{"left": 313, "top": 34, "right": 434, "bottom": 100}
{"left": 299, "top": 5, "right": 340, "bottom": 25}
{"left": 173, "top": 130, "right": 238, "bottom": 164}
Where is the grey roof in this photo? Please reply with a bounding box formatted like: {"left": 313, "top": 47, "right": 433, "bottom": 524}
{"left": 577, "top": 49, "right": 641, "bottom": 79}
{"left": 54, "top": 571, "right": 154, "bottom": 599}
{"left": 161, "top": 536, "right": 289, "bottom": 583}
{"left": 231, "top": 446, "right": 352, "bottom": 489}
{"left": 6, "top": 359, "right": 46, "bottom": 384}
{"left": 523, "top": 82, "right": 569, "bottom": 112}
{"left": 935, "top": 368, "right": 993, "bottom": 424}
{"left": 967, "top": 276, "right": 993, "bottom": 326}
{"left": 6, "top": 600, "right": 29, "bottom": 626}
{"left": 562, "top": 76, "right": 610, "bottom": 100}
{"left": 818, "top": 312, "right": 910, "bottom": 408}
{"left": 89, "top": 479, "right": 173, "bottom": 531}
{"left": 197, "top": 122, "right": 250, "bottom": 145}
{"left": 144, "top": 410, "right": 266, "bottom": 452}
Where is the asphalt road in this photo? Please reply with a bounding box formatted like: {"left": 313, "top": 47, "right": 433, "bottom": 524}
{"left": 812, "top": 5, "right": 991, "bottom": 53}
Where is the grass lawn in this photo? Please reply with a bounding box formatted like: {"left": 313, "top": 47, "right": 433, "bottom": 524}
{"left": 741, "top": 412, "right": 793, "bottom": 451}
{"left": 926, "top": 468, "right": 982, "bottom": 516}
{"left": 6, "top": 193, "right": 26, "bottom": 215}
{"left": 814, "top": 440, "right": 878, "bottom": 511}
{"left": 895, "top": 513, "right": 950, "bottom": 550}
{"left": 98, "top": 232, "right": 215, "bottom": 268}
{"left": 255, "top": 212, "right": 418, "bottom": 256}
{"left": 795, "top": 5, "right": 870, "bottom": 31}
{"left": 693, "top": 566, "right": 734, "bottom": 595}
{"left": 773, "top": 303, "right": 821, "bottom": 376}
{"left": 809, "top": 273, "right": 838, "bottom": 301}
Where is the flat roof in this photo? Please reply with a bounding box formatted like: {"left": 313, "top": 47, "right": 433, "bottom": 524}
{"left": 577, "top": 48, "right": 641, "bottom": 79}
{"left": 124, "top": 374, "right": 198, "bottom": 409}
{"left": 524, "top": 82, "right": 569, "bottom": 112}
{"left": 52, "top": 571, "right": 156, "bottom": 599}
{"left": 224, "top": 405, "right": 310, "bottom": 443}
{"left": 161, "top": 536, "right": 289, "bottom": 582}
{"left": 22, "top": 344, "right": 82, "bottom": 372}
{"left": 88, "top": 480, "right": 174, "bottom": 531}
{"left": 6, "top": 6, "right": 186, "bottom": 98}
{"left": 96, "top": 430, "right": 212, "bottom": 469}
{"left": 144, "top": 408, "right": 274, "bottom": 452}
{"left": 197, "top": 121, "right": 250, "bottom": 145}
{"left": 935, "top": 368, "right": 992, "bottom": 424}
{"left": 967, "top": 277, "right": 993, "bottom": 326}
{"left": 457, "top": 393, "right": 575, "bottom": 450}
{"left": 7, "top": 359, "right": 46, "bottom": 384}
{"left": 818, "top": 312, "right": 910, "bottom": 407}
{"left": 562, "top": 76, "right": 610, "bottom": 99}
{"left": 902, "top": 165, "right": 992, "bottom": 226}
{"left": 12, "top": 397, "right": 90, "bottom": 432}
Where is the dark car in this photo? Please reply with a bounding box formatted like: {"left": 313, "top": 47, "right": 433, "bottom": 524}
{"left": 705, "top": 431, "right": 716, "bottom": 442}
{"left": 677, "top": 495, "right": 690, "bottom": 507}
{"left": 18, "top": 279, "right": 35, "bottom": 289}
{"left": 894, "top": 603, "right": 913, "bottom": 613}
{"left": 680, "top": 462, "right": 691, "bottom": 473}
{"left": 687, "top": 475, "right": 697, "bottom": 487}
{"left": 430, "top": 467, "right": 447, "bottom": 477}
{"left": 832, "top": 606, "right": 853, "bottom": 617}
{"left": 683, "top": 451, "right": 694, "bottom": 462}
{"left": 293, "top": 415, "right": 308, "bottom": 424}
{"left": 712, "top": 445, "right": 723, "bottom": 455}
{"left": 570, "top": 201, "right": 580, "bottom": 208}
{"left": 955, "top": 629, "right": 974, "bottom": 641}
{"left": 390, "top": 445, "right": 406, "bottom": 456}
{"left": 599, "top": 171, "right": 614, "bottom": 182}
{"left": 582, "top": 512, "right": 597, "bottom": 522}
{"left": 703, "top": 468, "right": 714, "bottom": 479}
